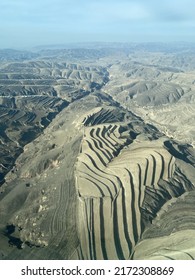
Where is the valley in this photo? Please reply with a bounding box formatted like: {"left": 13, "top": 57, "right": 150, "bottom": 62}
{"left": 0, "top": 43, "right": 194, "bottom": 260}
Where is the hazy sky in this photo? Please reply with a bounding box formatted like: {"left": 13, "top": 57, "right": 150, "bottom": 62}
{"left": 0, "top": 0, "right": 194, "bottom": 49}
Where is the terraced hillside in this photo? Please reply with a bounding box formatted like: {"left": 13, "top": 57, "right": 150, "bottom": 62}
{"left": 0, "top": 44, "right": 195, "bottom": 260}
{"left": 0, "top": 96, "right": 68, "bottom": 185}
{"left": 0, "top": 61, "right": 108, "bottom": 100}
{"left": 0, "top": 58, "right": 108, "bottom": 186}
{"left": 74, "top": 108, "right": 195, "bottom": 260}
{"left": 103, "top": 51, "right": 195, "bottom": 144}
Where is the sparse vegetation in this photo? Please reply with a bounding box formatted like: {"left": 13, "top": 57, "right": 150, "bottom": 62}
{"left": 0, "top": 44, "right": 195, "bottom": 260}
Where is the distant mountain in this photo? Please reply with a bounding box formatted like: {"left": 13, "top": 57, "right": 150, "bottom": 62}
{"left": 34, "top": 41, "right": 195, "bottom": 53}
{"left": 0, "top": 49, "right": 38, "bottom": 62}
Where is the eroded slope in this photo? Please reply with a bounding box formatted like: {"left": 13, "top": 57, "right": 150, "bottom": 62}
{"left": 0, "top": 46, "right": 195, "bottom": 260}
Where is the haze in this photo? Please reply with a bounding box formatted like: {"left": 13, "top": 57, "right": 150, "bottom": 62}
{"left": 0, "top": 0, "right": 195, "bottom": 49}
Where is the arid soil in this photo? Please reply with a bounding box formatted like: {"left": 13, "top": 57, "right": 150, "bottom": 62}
{"left": 0, "top": 44, "right": 194, "bottom": 259}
